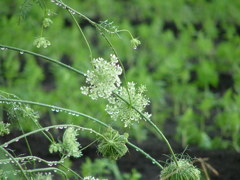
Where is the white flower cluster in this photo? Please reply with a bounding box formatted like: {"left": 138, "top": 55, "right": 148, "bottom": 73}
{"left": 81, "top": 54, "right": 122, "bottom": 100}
{"left": 33, "top": 37, "right": 51, "bottom": 48}
{"left": 106, "top": 82, "right": 151, "bottom": 127}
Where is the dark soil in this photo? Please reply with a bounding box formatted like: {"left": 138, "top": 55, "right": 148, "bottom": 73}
{"left": 1, "top": 130, "right": 240, "bottom": 180}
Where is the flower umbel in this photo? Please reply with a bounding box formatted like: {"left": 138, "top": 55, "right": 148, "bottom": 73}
{"left": 33, "top": 37, "right": 51, "bottom": 48}
{"left": 80, "top": 54, "right": 122, "bottom": 100}
{"left": 106, "top": 82, "right": 151, "bottom": 127}
{"left": 98, "top": 128, "right": 128, "bottom": 160}
{"left": 160, "top": 159, "right": 201, "bottom": 180}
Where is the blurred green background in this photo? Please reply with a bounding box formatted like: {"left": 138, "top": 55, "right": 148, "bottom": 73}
{"left": 0, "top": 0, "right": 240, "bottom": 152}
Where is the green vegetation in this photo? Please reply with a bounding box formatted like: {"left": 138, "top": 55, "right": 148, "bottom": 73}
{"left": 0, "top": 0, "right": 240, "bottom": 179}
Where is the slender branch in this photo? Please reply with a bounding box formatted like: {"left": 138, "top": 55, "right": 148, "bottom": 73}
{"left": 23, "top": 167, "right": 67, "bottom": 179}
{"left": 0, "top": 146, "right": 29, "bottom": 180}
{"left": 0, "top": 124, "right": 105, "bottom": 148}
{"left": 68, "top": 10, "right": 93, "bottom": 60}
{"left": 0, "top": 98, "right": 162, "bottom": 169}
{"left": 114, "top": 92, "right": 178, "bottom": 166}
{"left": 0, "top": 44, "right": 84, "bottom": 76}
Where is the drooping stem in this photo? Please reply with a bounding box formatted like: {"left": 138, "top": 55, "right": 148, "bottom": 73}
{"left": 67, "top": 10, "right": 93, "bottom": 60}
{"left": 0, "top": 98, "right": 162, "bottom": 169}
{"left": 22, "top": 167, "right": 68, "bottom": 179}
{"left": 0, "top": 146, "right": 29, "bottom": 180}
{"left": 0, "top": 44, "right": 85, "bottom": 76}
{"left": 0, "top": 44, "right": 175, "bottom": 165}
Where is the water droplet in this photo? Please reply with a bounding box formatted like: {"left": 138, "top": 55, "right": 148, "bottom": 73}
{"left": 1, "top": 47, "right": 5, "bottom": 50}
{"left": 15, "top": 139, "right": 19, "bottom": 142}
{"left": 19, "top": 51, "right": 24, "bottom": 55}
{"left": 45, "top": 128, "right": 49, "bottom": 131}
{"left": 4, "top": 144, "right": 8, "bottom": 148}
{"left": 48, "top": 163, "right": 53, "bottom": 166}
{"left": 152, "top": 161, "right": 155, "bottom": 164}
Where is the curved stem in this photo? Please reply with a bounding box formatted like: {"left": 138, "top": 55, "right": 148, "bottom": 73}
{"left": 0, "top": 124, "right": 105, "bottom": 148}
{"left": 67, "top": 10, "right": 93, "bottom": 60}
{"left": 0, "top": 44, "right": 85, "bottom": 76}
{"left": 0, "top": 44, "right": 177, "bottom": 165}
{"left": 23, "top": 167, "right": 67, "bottom": 179}
{"left": 0, "top": 98, "right": 162, "bottom": 169}
{"left": 114, "top": 92, "right": 178, "bottom": 166}
{"left": 0, "top": 146, "right": 29, "bottom": 180}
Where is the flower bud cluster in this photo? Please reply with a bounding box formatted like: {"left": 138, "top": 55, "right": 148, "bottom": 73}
{"left": 34, "top": 37, "right": 51, "bottom": 48}
{"left": 0, "top": 121, "right": 10, "bottom": 136}
{"left": 49, "top": 127, "right": 82, "bottom": 158}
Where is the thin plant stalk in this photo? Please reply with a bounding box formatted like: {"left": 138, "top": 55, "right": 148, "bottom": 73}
{"left": 0, "top": 98, "right": 163, "bottom": 169}
{"left": 0, "top": 44, "right": 177, "bottom": 166}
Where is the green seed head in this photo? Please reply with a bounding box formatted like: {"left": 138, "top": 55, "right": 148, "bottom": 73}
{"left": 160, "top": 159, "right": 201, "bottom": 180}
{"left": 98, "top": 128, "right": 128, "bottom": 160}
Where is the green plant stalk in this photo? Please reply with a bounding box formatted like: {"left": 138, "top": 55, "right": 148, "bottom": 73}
{"left": 59, "top": 0, "right": 133, "bottom": 105}
{"left": 0, "top": 44, "right": 85, "bottom": 76}
{"left": 60, "top": 164, "right": 83, "bottom": 179}
{"left": 0, "top": 146, "right": 29, "bottom": 180}
{"left": 0, "top": 124, "right": 105, "bottom": 148}
{"left": 67, "top": 9, "right": 93, "bottom": 60}
{"left": 0, "top": 45, "right": 176, "bottom": 166}
{"left": 0, "top": 156, "right": 62, "bottom": 165}
{"left": 23, "top": 167, "right": 68, "bottom": 179}
{"left": 0, "top": 155, "right": 81, "bottom": 179}
{"left": 0, "top": 98, "right": 162, "bottom": 169}
{"left": 46, "top": 1, "right": 178, "bottom": 162}
{"left": 17, "top": 121, "right": 36, "bottom": 168}
{"left": 114, "top": 92, "right": 178, "bottom": 166}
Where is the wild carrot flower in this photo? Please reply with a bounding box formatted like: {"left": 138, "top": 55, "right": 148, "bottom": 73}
{"left": 80, "top": 54, "right": 122, "bottom": 100}
{"left": 33, "top": 37, "right": 51, "bottom": 48}
{"left": 106, "top": 82, "right": 151, "bottom": 127}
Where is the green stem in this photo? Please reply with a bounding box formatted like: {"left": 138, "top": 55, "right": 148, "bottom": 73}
{"left": 23, "top": 167, "right": 67, "bottom": 179}
{"left": 67, "top": 9, "right": 93, "bottom": 60}
{"left": 0, "top": 146, "right": 29, "bottom": 180}
{"left": 60, "top": 164, "right": 83, "bottom": 179}
{"left": 114, "top": 92, "right": 178, "bottom": 166}
{"left": 0, "top": 44, "right": 85, "bottom": 76}
{"left": 0, "top": 98, "right": 162, "bottom": 169}
{"left": 0, "top": 124, "right": 105, "bottom": 148}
